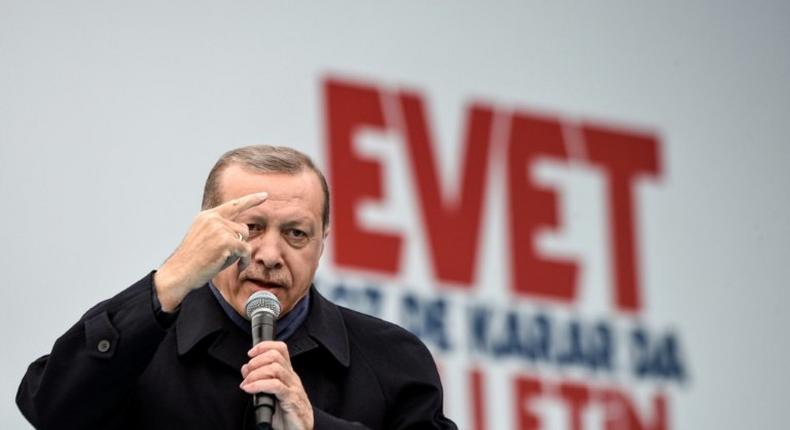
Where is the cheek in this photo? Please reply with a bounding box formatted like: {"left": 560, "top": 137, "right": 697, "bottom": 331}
{"left": 286, "top": 250, "right": 321, "bottom": 280}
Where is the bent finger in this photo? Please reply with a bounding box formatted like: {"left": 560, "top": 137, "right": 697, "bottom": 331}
{"left": 239, "top": 378, "right": 288, "bottom": 396}
{"left": 246, "top": 348, "right": 290, "bottom": 373}
{"left": 241, "top": 362, "right": 291, "bottom": 386}
{"left": 248, "top": 341, "right": 289, "bottom": 359}
{"left": 221, "top": 241, "right": 251, "bottom": 271}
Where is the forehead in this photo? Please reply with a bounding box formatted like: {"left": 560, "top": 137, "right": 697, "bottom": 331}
{"left": 218, "top": 165, "right": 324, "bottom": 221}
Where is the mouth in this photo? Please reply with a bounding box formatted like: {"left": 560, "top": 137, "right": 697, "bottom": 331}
{"left": 245, "top": 279, "right": 286, "bottom": 291}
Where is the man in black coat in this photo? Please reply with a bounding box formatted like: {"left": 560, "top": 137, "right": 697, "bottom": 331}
{"left": 17, "top": 145, "right": 457, "bottom": 429}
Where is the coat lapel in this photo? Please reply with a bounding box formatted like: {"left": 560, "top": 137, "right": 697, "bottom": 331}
{"left": 302, "top": 287, "right": 351, "bottom": 368}
{"left": 176, "top": 286, "right": 250, "bottom": 372}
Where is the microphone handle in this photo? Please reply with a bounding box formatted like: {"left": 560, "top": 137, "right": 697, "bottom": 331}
{"left": 251, "top": 311, "right": 276, "bottom": 429}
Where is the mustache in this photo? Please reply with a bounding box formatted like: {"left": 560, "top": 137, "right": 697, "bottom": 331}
{"left": 239, "top": 267, "right": 289, "bottom": 287}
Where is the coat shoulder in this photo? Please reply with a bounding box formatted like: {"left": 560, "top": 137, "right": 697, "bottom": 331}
{"left": 335, "top": 305, "right": 435, "bottom": 367}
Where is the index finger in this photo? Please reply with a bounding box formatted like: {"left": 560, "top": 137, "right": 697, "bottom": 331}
{"left": 214, "top": 192, "right": 269, "bottom": 219}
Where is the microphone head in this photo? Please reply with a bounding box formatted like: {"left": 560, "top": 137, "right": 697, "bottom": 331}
{"left": 245, "top": 291, "right": 281, "bottom": 320}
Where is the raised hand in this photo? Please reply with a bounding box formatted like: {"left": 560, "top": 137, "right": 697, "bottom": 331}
{"left": 154, "top": 192, "right": 269, "bottom": 311}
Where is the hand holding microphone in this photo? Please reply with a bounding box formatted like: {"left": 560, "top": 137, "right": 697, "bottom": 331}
{"left": 242, "top": 291, "right": 314, "bottom": 430}
{"left": 245, "top": 291, "right": 280, "bottom": 429}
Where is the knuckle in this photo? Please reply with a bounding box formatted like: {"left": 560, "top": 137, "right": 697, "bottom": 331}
{"left": 268, "top": 365, "right": 282, "bottom": 379}
{"left": 251, "top": 353, "right": 270, "bottom": 367}
{"left": 268, "top": 362, "right": 284, "bottom": 378}
{"left": 224, "top": 235, "right": 236, "bottom": 248}
{"left": 266, "top": 349, "right": 283, "bottom": 362}
{"left": 193, "top": 212, "right": 208, "bottom": 224}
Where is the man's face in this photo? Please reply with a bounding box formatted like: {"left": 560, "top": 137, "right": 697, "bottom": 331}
{"left": 212, "top": 164, "right": 327, "bottom": 318}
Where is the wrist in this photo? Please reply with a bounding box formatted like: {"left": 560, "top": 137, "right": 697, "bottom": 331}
{"left": 153, "top": 269, "right": 186, "bottom": 312}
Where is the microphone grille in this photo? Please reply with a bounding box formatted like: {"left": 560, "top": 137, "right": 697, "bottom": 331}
{"left": 245, "top": 291, "right": 281, "bottom": 320}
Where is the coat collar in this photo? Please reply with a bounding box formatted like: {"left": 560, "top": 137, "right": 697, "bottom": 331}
{"left": 175, "top": 285, "right": 249, "bottom": 371}
{"left": 175, "top": 285, "right": 350, "bottom": 370}
{"left": 301, "top": 286, "right": 350, "bottom": 368}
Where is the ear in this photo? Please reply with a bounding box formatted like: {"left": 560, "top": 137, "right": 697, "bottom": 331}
{"left": 319, "top": 226, "right": 330, "bottom": 258}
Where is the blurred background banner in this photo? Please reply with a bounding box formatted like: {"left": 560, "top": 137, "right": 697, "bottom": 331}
{"left": 2, "top": 2, "right": 788, "bottom": 429}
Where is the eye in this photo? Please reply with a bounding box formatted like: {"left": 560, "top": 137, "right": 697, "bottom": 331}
{"left": 286, "top": 228, "right": 306, "bottom": 239}
{"left": 284, "top": 228, "right": 310, "bottom": 246}
{"left": 246, "top": 224, "right": 264, "bottom": 237}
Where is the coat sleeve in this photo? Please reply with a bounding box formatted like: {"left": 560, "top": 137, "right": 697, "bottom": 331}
{"left": 16, "top": 272, "right": 169, "bottom": 429}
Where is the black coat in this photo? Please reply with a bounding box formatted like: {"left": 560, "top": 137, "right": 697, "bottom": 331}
{"left": 17, "top": 273, "right": 457, "bottom": 429}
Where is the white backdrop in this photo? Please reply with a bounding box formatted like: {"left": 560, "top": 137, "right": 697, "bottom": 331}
{"left": 2, "top": 1, "right": 789, "bottom": 428}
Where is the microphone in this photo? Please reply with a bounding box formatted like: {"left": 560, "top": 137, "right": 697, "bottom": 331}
{"left": 245, "top": 291, "right": 281, "bottom": 430}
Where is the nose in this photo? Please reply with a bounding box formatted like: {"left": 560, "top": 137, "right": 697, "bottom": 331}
{"left": 250, "top": 230, "right": 284, "bottom": 270}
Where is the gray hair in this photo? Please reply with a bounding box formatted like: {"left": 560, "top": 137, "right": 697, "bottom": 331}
{"left": 202, "top": 145, "right": 330, "bottom": 229}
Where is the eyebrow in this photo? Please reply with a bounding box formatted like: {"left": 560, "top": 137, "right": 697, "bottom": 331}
{"left": 243, "top": 215, "right": 315, "bottom": 228}
{"left": 281, "top": 219, "right": 316, "bottom": 233}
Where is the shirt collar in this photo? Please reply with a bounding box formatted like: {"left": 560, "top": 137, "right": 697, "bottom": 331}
{"left": 207, "top": 281, "right": 310, "bottom": 341}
